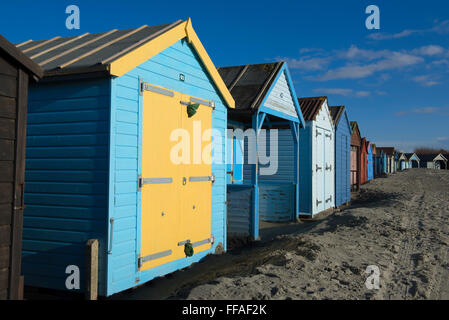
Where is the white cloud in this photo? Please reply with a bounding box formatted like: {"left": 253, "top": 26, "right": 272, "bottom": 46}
{"left": 283, "top": 57, "right": 330, "bottom": 71}
{"left": 367, "top": 29, "right": 418, "bottom": 40}
{"left": 312, "top": 88, "right": 373, "bottom": 98}
{"left": 395, "top": 107, "right": 440, "bottom": 116}
{"left": 412, "top": 45, "right": 445, "bottom": 56}
{"left": 412, "top": 75, "right": 440, "bottom": 87}
{"left": 367, "top": 19, "right": 449, "bottom": 41}
{"left": 316, "top": 51, "right": 423, "bottom": 81}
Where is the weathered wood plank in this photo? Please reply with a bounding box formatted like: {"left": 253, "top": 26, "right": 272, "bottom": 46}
{"left": 0, "top": 96, "right": 17, "bottom": 119}
{"left": 8, "top": 69, "right": 28, "bottom": 300}
{"left": 0, "top": 246, "right": 10, "bottom": 269}
{"left": 0, "top": 267, "right": 9, "bottom": 289}
{"left": 0, "top": 74, "right": 17, "bottom": 98}
{"left": 0, "top": 204, "right": 12, "bottom": 225}
{"left": 0, "top": 162, "right": 14, "bottom": 182}
{"left": 0, "top": 56, "right": 18, "bottom": 77}
{"left": 0, "top": 183, "right": 13, "bottom": 205}
{"left": 0, "top": 140, "right": 14, "bottom": 161}
{"left": 0, "top": 288, "right": 7, "bottom": 299}
{"left": 0, "top": 225, "right": 11, "bottom": 245}
{"left": 0, "top": 118, "right": 15, "bottom": 140}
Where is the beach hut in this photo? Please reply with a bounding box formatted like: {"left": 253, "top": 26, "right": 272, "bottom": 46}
{"left": 0, "top": 34, "right": 43, "bottom": 300}
{"left": 18, "top": 19, "right": 235, "bottom": 297}
{"left": 329, "top": 106, "right": 351, "bottom": 207}
{"left": 377, "top": 147, "right": 394, "bottom": 173}
{"left": 398, "top": 153, "right": 408, "bottom": 170}
{"left": 297, "top": 97, "right": 335, "bottom": 216}
{"left": 366, "top": 141, "right": 374, "bottom": 181}
{"left": 418, "top": 153, "right": 448, "bottom": 169}
{"left": 360, "top": 138, "right": 368, "bottom": 184}
{"left": 218, "top": 62, "right": 305, "bottom": 238}
{"left": 393, "top": 151, "right": 400, "bottom": 172}
{"left": 371, "top": 144, "right": 377, "bottom": 178}
{"left": 350, "top": 122, "right": 361, "bottom": 191}
{"left": 405, "top": 153, "right": 420, "bottom": 168}
{"left": 375, "top": 148, "right": 387, "bottom": 176}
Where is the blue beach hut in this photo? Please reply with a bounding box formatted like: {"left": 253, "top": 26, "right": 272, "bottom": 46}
{"left": 18, "top": 19, "right": 235, "bottom": 296}
{"left": 298, "top": 97, "right": 335, "bottom": 216}
{"left": 329, "top": 106, "right": 351, "bottom": 207}
{"left": 367, "top": 141, "right": 374, "bottom": 181}
{"left": 218, "top": 62, "right": 305, "bottom": 239}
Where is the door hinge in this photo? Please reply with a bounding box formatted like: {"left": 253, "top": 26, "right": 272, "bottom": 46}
{"left": 316, "top": 199, "right": 322, "bottom": 206}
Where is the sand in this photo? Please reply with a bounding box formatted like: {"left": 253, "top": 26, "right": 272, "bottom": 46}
{"left": 117, "top": 169, "right": 449, "bottom": 300}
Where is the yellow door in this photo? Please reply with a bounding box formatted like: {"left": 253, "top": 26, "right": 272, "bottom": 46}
{"left": 140, "top": 85, "right": 212, "bottom": 271}
{"left": 178, "top": 94, "right": 212, "bottom": 255}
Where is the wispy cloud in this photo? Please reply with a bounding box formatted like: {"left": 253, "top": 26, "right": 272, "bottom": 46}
{"left": 394, "top": 107, "right": 441, "bottom": 116}
{"left": 315, "top": 51, "right": 423, "bottom": 81}
{"left": 283, "top": 56, "right": 331, "bottom": 71}
{"left": 411, "top": 45, "right": 445, "bottom": 56}
{"left": 367, "top": 29, "right": 419, "bottom": 41}
{"left": 312, "top": 88, "right": 379, "bottom": 98}
{"left": 412, "top": 75, "right": 440, "bottom": 87}
{"left": 367, "top": 19, "right": 449, "bottom": 41}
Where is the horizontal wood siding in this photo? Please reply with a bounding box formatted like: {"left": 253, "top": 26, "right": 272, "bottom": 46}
{"left": 23, "top": 78, "right": 110, "bottom": 294}
{"left": 227, "top": 185, "right": 252, "bottom": 237}
{"left": 107, "top": 39, "right": 228, "bottom": 296}
{"left": 0, "top": 56, "right": 17, "bottom": 298}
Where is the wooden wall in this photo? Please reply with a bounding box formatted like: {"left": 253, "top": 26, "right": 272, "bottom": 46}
{"left": 0, "top": 54, "right": 28, "bottom": 300}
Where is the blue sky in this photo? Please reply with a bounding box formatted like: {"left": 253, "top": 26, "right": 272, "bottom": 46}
{"left": 1, "top": 0, "right": 448, "bottom": 152}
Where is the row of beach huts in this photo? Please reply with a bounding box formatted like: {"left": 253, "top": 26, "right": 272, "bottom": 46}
{"left": 0, "top": 19, "right": 447, "bottom": 299}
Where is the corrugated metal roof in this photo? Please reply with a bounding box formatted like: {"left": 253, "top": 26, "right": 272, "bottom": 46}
{"left": 217, "top": 62, "right": 282, "bottom": 111}
{"left": 299, "top": 96, "right": 327, "bottom": 121}
{"left": 15, "top": 21, "right": 183, "bottom": 77}
{"left": 329, "top": 105, "right": 345, "bottom": 126}
{"left": 1, "top": 33, "right": 43, "bottom": 78}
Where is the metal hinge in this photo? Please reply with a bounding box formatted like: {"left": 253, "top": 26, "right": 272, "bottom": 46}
{"left": 316, "top": 165, "right": 322, "bottom": 172}
{"left": 325, "top": 164, "right": 332, "bottom": 171}
{"left": 189, "top": 174, "right": 215, "bottom": 184}
{"left": 140, "top": 81, "right": 174, "bottom": 97}
{"left": 316, "top": 199, "right": 322, "bottom": 206}
{"left": 326, "top": 195, "right": 333, "bottom": 203}
{"left": 316, "top": 130, "right": 322, "bottom": 137}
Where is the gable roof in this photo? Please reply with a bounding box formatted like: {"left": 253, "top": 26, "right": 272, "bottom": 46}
{"left": 371, "top": 143, "right": 377, "bottom": 155}
{"left": 404, "top": 153, "right": 420, "bottom": 161}
{"left": 1, "top": 33, "right": 43, "bottom": 79}
{"left": 350, "top": 121, "right": 359, "bottom": 134}
{"left": 298, "top": 96, "right": 328, "bottom": 121}
{"left": 218, "top": 62, "right": 282, "bottom": 111}
{"left": 329, "top": 106, "right": 345, "bottom": 126}
{"left": 14, "top": 19, "right": 234, "bottom": 108}
{"left": 417, "top": 153, "right": 439, "bottom": 162}
{"left": 377, "top": 147, "right": 395, "bottom": 156}
{"left": 218, "top": 61, "right": 304, "bottom": 125}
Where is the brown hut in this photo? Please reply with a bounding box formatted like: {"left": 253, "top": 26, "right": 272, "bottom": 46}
{"left": 0, "top": 34, "right": 42, "bottom": 300}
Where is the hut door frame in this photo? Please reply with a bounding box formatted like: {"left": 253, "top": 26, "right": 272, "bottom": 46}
{"left": 138, "top": 83, "right": 213, "bottom": 271}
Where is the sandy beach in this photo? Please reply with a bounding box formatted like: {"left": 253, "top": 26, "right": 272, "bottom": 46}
{"left": 113, "top": 169, "right": 449, "bottom": 300}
